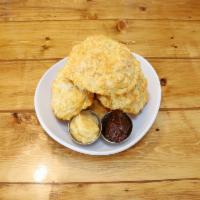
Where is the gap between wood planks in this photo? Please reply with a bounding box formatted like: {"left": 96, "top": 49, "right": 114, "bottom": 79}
{"left": 0, "top": 107, "right": 199, "bottom": 113}
{"left": 0, "top": 177, "right": 199, "bottom": 185}
{"left": 1, "top": 19, "right": 200, "bottom": 23}
{"left": 1, "top": 57, "right": 200, "bottom": 62}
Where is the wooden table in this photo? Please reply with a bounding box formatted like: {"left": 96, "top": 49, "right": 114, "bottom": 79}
{"left": 0, "top": 0, "right": 200, "bottom": 199}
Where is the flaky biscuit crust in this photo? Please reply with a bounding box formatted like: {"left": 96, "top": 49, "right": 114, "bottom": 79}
{"left": 65, "top": 35, "right": 140, "bottom": 95}
{"left": 51, "top": 69, "right": 93, "bottom": 120}
{"left": 89, "top": 99, "right": 110, "bottom": 119}
{"left": 97, "top": 72, "right": 148, "bottom": 115}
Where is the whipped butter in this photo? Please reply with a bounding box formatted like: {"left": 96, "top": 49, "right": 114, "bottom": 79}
{"left": 69, "top": 110, "right": 100, "bottom": 144}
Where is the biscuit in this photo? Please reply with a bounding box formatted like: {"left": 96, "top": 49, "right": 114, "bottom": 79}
{"left": 97, "top": 72, "right": 148, "bottom": 115}
{"left": 51, "top": 68, "right": 93, "bottom": 120}
{"left": 65, "top": 35, "right": 140, "bottom": 95}
{"left": 89, "top": 99, "right": 110, "bottom": 119}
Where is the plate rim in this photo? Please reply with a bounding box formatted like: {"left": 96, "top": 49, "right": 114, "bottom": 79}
{"left": 34, "top": 53, "right": 161, "bottom": 155}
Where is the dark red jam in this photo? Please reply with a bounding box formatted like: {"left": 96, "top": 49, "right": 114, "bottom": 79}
{"left": 102, "top": 110, "right": 132, "bottom": 143}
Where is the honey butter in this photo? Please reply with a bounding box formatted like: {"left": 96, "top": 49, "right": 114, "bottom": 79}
{"left": 69, "top": 110, "right": 100, "bottom": 144}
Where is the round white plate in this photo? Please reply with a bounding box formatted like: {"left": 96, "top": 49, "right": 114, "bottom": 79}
{"left": 34, "top": 53, "right": 161, "bottom": 155}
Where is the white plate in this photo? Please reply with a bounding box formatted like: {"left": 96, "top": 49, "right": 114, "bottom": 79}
{"left": 34, "top": 53, "right": 161, "bottom": 155}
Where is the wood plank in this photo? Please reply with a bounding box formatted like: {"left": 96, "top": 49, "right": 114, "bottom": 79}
{"left": 0, "top": 59, "right": 199, "bottom": 110}
{"left": 0, "top": 20, "right": 199, "bottom": 60}
{"left": 0, "top": 180, "right": 200, "bottom": 200}
{"left": 0, "top": 0, "right": 200, "bottom": 21}
{"left": 151, "top": 59, "right": 200, "bottom": 109}
{"left": 0, "top": 110, "right": 199, "bottom": 182}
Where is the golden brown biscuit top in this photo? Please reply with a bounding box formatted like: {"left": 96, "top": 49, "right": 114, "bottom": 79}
{"left": 97, "top": 72, "right": 148, "bottom": 115}
{"left": 65, "top": 35, "right": 140, "bottom": 95}
{"left": 51, "top": 68, "right": 93, "bottom": 120}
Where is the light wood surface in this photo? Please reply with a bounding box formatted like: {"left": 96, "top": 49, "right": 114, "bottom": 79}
{"left": 0, "top": 20, "right": 200, "bottom": 60}
{"left": 0, "top": 0, "right": 200, "bottom": 199}
{"left": 0, "top": 110, "right": 199, "bottom": 182}
{"left": 0, "top": 59, "right": 199, "bottom": 110}
{"left": 0, "top": 0, "right": 200, "bottom": 21}
{"left": 0, "top": 180, "right": 200, "bottom": 200}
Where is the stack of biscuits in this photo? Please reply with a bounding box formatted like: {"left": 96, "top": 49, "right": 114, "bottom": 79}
{"left": 52, "top": 35, "right": 148, "bottom": 120}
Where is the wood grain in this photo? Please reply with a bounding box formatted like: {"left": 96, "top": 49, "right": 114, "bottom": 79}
{"left": 0, "top": 20, "right": 200, "bottom": 60}
{"left": 0, "top": 59, "right": 199, "bottom": 111}
{"left": 0, "top": 180, "right": 200, "bottom": 200}
{"left": 0, "top": 110, "right": 199, "bottom": 183}
{"left": 0, "top": 1, "right": 200, "bottom": 199}
{"left": 0, "top": 0, "right": 200, "bottom": 21}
